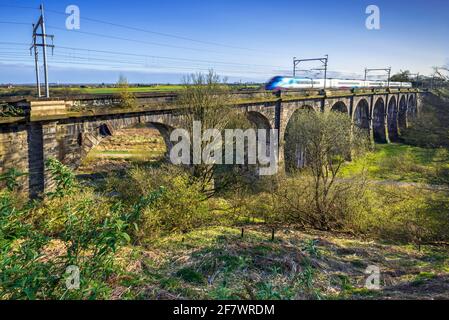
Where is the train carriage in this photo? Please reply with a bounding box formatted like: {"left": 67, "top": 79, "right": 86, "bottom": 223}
{"left": 265, "top": 76, "right": 412, "bottom": 90}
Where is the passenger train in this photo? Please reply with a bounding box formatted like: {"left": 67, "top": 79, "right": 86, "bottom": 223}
{"left": 265, "top": 76, "right": 412, "bottom": 90}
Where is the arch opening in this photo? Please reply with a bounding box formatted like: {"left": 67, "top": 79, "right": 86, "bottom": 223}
{"left": 407, "top": 95, "right": 418, "bottom": 125}
{"left": 398, "top": 96, "right": 407, "bottom": 132}
{"left": 99, "top": 123, "right": 113, "bottom": 137}
{"left": 246, "top": 111, "right": 272, "bottom": 158}
{"left": 331, "top": 101, "right": 348, "bottom": 114}
{"left": 353, "top": 99, "right": 370, "bottom": 136}
{"left": 373, "top": 98, "right": 387, "bottom": 143}
{"left": 246, "top": 111, "right": 272, "bottom": 131}
{"left": 387, "top": 97, "right": 399, "bottom": 142}
{"left": 76, "top": 122, "right": 172, "bottom": 177}
{"left": 284, "top": 106, "right": 314, "bottom": 171}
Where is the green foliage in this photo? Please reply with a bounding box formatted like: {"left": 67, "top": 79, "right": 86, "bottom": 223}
{"left": 0, "top": 103, "right": 25, "bottom": 117}
{"left": 45, "top": 158, "right": 76, "bottom": 197}
{"left": 390, "top": 70, "right": 411, "bottom": 82}
{"left": 117, "top": 75, "right": 138, "bottom": 109}
{"left": 302, "top": 239, "right": 320, "bottom": 258}
{"left": 107, "top": 165, "right": 210, "bottom": 240}
{"left": 0, "top": 168, "right": 27, "bottom": 192}
{"left": 176, "top": 267, "right": 205, "bottom": 284}
{"left": 138, "top": 175, "right": 209, "bottom": 238}
{"left": 348, "top": 183, "right": 449, "bottom": 245}
{"left": 0, "top": 163, "right": 132, "bottom": 299}
{"left": 340, "top": 144, "right": 449, "bottom": 184}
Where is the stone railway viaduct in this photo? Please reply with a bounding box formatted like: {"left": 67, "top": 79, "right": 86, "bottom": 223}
{"left": 0, "top": 89, "right": 424, "bottom": 197}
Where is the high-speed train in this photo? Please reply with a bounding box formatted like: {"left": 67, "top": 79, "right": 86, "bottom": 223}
{"left": 265, "top": 76, "right": 412, "bottom": 90}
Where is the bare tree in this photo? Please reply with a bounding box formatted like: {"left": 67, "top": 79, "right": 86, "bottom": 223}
{"left": 433, "top": 67, "right": 449, "bottom": 80}
{"left": 176, "top": 70, "right": 236, "bottom": 196}
{"left": 284, "top": 110, "right": 368, "bottom": 230}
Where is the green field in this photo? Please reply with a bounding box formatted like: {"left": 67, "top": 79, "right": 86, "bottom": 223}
{"left": 75, "top": 85, "right": 186, "bottom": 94}
{"left": 0, "top": 84, "right": 261, "bottom": 97}
{"left": 341, "top": 143, "right": 449, "bottom": 184}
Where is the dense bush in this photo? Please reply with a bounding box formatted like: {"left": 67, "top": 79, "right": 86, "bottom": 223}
{"left": 266, "top": 172, "right": 367, "bottom": 232}
{"left": 106, "top": 164, "right": 210, "bottom": 240}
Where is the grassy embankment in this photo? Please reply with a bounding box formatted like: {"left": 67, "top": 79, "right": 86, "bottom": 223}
{"left": 341, "top": 143, "right": 449, "bottom": 185}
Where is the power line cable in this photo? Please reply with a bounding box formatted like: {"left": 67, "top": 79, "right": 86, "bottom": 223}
{"left": 1, "top": 56, "right": 279, "bottom": 76}
{"left": 46, "top": 24, "right": 228, "bottom": 54}
{"left": 0, "top": 4, "right": 274, "bottom": 54}
{"left": 0, "top": 41, "right": 286, "bottom": 69}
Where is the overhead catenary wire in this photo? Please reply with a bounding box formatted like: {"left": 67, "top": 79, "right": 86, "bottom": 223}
{"left": 0, "top": 40, "right": 287, "bottom": 69}
{"left": 0, "top": 4, "right": 276, "bottom": 54}
{"left": 0, "top": 6, "right": 288, "bottom": 80}
{"left": 46, "top": 24, "right": 228, "bottom": 55}
{"left": 0, "top": 56, "right": 282, "bottom": 76}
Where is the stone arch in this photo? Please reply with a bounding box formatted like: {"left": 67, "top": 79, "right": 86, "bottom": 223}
{"left": 331, "top": 101, "right": 349, "bottom": 114}
{"left": 283, "top": 107, "right": 315, "bottom": 171}
{"left": 147, "top": 122, "right": 175, "bottom": 158}
{"left": 353, "top": 99, "right": 370, "bottom": 134}
{"left": 407, "top": 95, "right": 418, "bottom": 124}
{"left": 99, "top": 123, "right": 114, "bottom": 137}
{"left": 372, "top": 98, "right": 387, "bottom": 143}
{"left": 398, "top": 95, "right": 407, "bottom": 132}
{"left": 246, "top": 111, "right": 272, "bottom": 130}
{"left": 246, "top": 111, "right": 273, "bottom": 157}
{"left": 387, "top": 96, "right": 399, "bottom": 141}
{"left": 75, "top": 119, "right": 175, "bottom": 169}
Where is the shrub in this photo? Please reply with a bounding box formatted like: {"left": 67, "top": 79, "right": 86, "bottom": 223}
{"left": 271, "top": 171, "right": 368, "bottom": 232}
{"left": 136, "top": 174, "right": 209, "bottom": 239}
{"left": 45, "top": 158, "right": 77, "bottom": 198}
{"left": 106, "top": 164, "right": 210, "bottom": 240}
{"left": 0, "top": 168, "right": 27, "bottom": 192}
{"left": 117, "top": 75, "right": 137, "bottom": 109}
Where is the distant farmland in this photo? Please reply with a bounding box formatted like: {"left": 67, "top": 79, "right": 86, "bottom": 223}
{"left": 0, "top": 84, "right": 261, "bottom": 98}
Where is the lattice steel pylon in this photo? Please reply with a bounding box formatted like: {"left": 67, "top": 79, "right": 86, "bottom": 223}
{"left": 30, "top": 4, "right": 54, "bottom": 98}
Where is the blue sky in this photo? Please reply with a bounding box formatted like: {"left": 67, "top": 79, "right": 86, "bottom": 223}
{"left": 0, "top": 0, "right": 448, "bottom": 84}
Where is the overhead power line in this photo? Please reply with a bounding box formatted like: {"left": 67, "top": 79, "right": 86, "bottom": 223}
{"left": 0, "top": 56, "right": 281, "bottom": 76}
{"left": 0, "top": 5, "right": 275, "bottom": 54}
{"left": 46, "top": 24, "right": 226, "bottom": 54}
{"left": 0, "top": 21, "right": 29, "bottom": 26}
{"left": 44, "top": 8, "right": 265, "bottom": 53}
{"left": 0, "top": 41, "right": 286, "bottom": 69}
